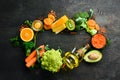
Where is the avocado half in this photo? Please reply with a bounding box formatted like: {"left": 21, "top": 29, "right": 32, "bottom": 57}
{"left": 84, "top": 50, "right": 102, "bottom": 63}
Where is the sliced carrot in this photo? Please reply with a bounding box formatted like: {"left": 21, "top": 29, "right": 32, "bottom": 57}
{"left": 87, "top": 19, "right": 96, "bottom": 27}
{"left": 44, "top": 18, "right": 53, "bottom": 25}
{"left": 25, "top": 50, "right": 36, "bottom": 63}
{"left": 26, "top": 57, "right": 37, "bottom": 68}
{"left": 44, "top": 24, "right": 51, "bottom": 30}
{"left": 87, "top": 19, "right": 100, "bottom": 31}
{"left": 48, "top": 14, "right": 55, "bottom": 22}
{"left": 95, "top": 24, "right": 100, "bottom": 30}
{"left": 91, "top": 33, "right": 106, "bottom": 49}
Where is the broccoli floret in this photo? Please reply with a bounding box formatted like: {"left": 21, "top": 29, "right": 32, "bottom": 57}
{"left": 41, "top": 49, "right": 63, "bottom": 72}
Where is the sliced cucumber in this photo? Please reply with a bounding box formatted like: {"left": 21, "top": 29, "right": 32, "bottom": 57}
{"left": 65, "top": 19, "right": 75, "bottom": 31}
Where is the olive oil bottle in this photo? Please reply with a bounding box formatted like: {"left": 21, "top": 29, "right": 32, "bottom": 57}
{"left": 63, "top": 44, "right": 90, "bottom": 69}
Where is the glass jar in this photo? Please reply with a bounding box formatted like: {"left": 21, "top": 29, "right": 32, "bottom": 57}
{"left": 63, "top": 44, "right": 90, "bottom": 70}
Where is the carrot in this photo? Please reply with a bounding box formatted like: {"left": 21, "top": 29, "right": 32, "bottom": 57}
{"left": 26, "top": 57, "right": 37, "bottom": 68}
{"left": 44, "top": 18, "right": 53, "bottom": 25}
{"left": 95, "top": 24, "right": 100, "bottom": 30}
{"left": 91, "top": 33, "right": 106, "bottom": 49}
{"left": 39, "top": 45, "right": 45, "bottom": 57}
{"left": 25, "top": 45, "right": 45, "bottom": 67}
{"left": 25, "top": 45, "right": 45, "bottom": 63}
{"left": 25, "top": 50, "right": 36, "bottom": 63}
{"left": 44, "top": 24, "right": 51, "bottom": 30}
{"left": 48, "top": 14, "right": 55, "bottom": 22}
{"left": 87, "top": 19, "right": 96, "bottom": 27}
{"left": 87, "top": 19, "right": 100, "bottom": 31}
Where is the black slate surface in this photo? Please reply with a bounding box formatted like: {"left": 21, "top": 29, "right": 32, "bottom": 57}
{"left": 0, "top": 0, "right": 120, "bottom": 80}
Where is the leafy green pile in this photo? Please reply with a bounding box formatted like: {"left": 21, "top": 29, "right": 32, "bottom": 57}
{"left": 41, "top": 49, "right": 63, "bottom": 72}
{"left": 73, "top": 9, "right": 97, "bottom": 35}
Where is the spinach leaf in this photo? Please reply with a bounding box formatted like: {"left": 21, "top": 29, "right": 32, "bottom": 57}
{"left": 79, "top": 12, "right": 89, "bottom": 18}
{"left": 23, "top": 41, "right": 35, "bottom": 56}
{"left": 24, "top": 20, "right": 32, "bottom": 28}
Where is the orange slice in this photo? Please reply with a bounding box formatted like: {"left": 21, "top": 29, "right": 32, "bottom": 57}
{"left": 20, "top": 28, "right": 34, "bottom": 42}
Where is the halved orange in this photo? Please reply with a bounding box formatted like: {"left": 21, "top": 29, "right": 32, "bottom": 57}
{"left": 20, "top": 28, "right": 34, "bottom": 42}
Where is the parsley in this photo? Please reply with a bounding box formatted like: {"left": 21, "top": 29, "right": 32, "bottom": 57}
{"left": 45, "top": 45, "right": 50, "bottom": 51}
{"left": 40, "top": 28, "right": 45, "bottom": 32}
{"left": 10, "top": 36, "right": 21, "bottom": 47}
{"left": 10, "top": 36, "right": 35, "bottom": 56}
{"left": 24, "top": 20, "right": 32, "bottom": 27}
{"left": 22, "top": 41, "right": 35, "bottom": 56}
{"left": 106, "top": 38, "right": 111, "bottom": 46}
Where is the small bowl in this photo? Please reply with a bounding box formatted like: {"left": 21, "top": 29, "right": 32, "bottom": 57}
{"left": 32, "top": 20, "right": 43, "bottom": 31}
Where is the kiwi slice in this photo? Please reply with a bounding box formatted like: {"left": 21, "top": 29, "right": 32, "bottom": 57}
{"left": 66, "top": 19, "right": 75, "bottom": 31}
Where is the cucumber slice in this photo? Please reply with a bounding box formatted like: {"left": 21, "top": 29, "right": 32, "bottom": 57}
{"left": 65, "top": 19, "right": 75, "bottom": 31}
{"left": 84, "top": 50, "right": 102, "bottom": 63}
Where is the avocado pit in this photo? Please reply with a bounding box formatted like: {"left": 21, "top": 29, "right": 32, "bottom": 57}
{"left": 88, "top": 53, "right": 99, "bottom": 60}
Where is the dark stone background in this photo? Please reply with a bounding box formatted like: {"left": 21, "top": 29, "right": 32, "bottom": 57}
{"left": 0, "top": 0, "right": 120, "bottom": 80}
